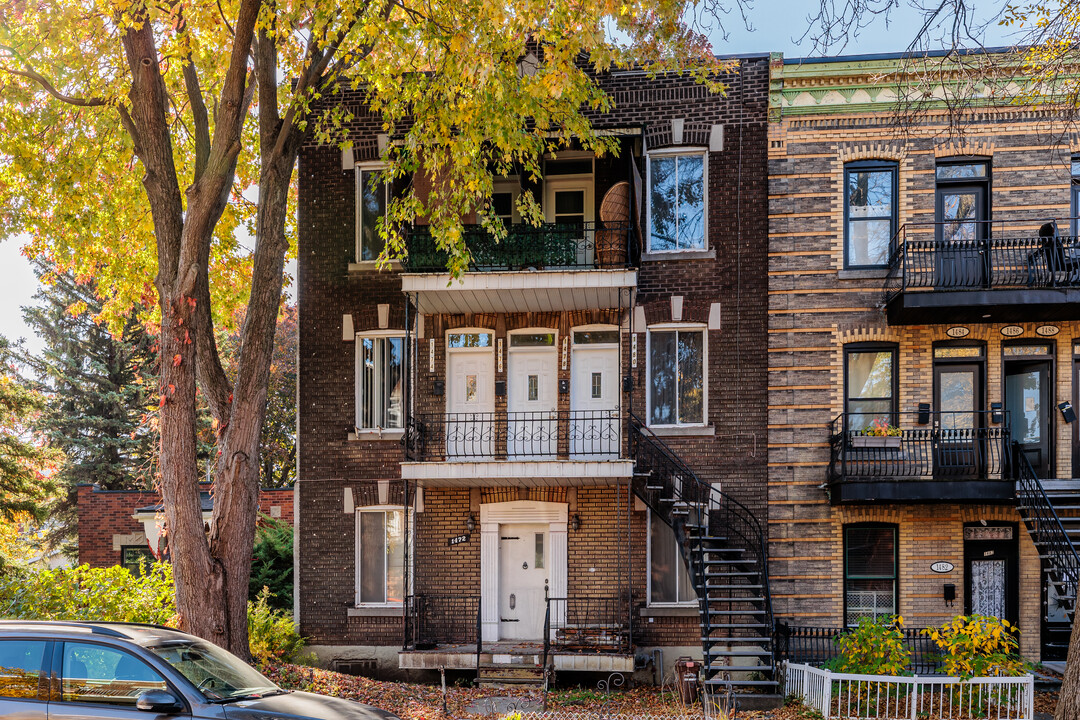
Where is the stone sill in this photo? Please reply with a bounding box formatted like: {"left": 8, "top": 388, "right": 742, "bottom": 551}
{"left": 646, "top": 425, "right": 715, "bottom": 437}
{"left": 347, "top": 606, "right": 403, "bottom": 618}
{"left": 348, "top": 429, "right": 405, "bottom": 442}
{"left": 348, "top": 260, "right": 402, "bottom": 273}
{"left": 639, "top": 606, "right": 699, "bottom": 618}
{"left": 642, "top": 249, "right": 715, "bottom": 262}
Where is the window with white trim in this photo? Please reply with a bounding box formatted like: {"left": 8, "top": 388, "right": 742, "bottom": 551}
{"left": 356, "top": 507, "right": 407, "bottom": 606}
{"left": 648, "top": 150, "right": 706, "bottom": 252}
{"left": 356, "top": 165, "right": 390, "bottom": 262}
{"left": 355, "top": 333, "right": 404, "bottom": 430}
{"left": 648, "top": 511, "right": 695, "bottom": 605}
{"left": 647, "top": 327, "right": 705, "bottom": 426}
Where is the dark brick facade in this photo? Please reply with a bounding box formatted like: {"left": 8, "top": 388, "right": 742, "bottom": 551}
{"left": 296, "top": 57, "right": 770, "bottom": 662}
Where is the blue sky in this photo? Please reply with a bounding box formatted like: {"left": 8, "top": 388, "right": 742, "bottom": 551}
{"left": 0, "top": 2, "right": 1016, "bottom": 356}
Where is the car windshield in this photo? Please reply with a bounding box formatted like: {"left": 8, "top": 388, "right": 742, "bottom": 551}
{"left": 147, "top": 639, "right": 280, "bottom": 701}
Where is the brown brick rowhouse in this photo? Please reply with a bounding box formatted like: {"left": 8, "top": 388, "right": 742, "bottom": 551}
{"left": 296, "top": 55, "right": 773, "bottom": 687}
{"left": 768, "top": 52, "right": 1079, "bottom": 662}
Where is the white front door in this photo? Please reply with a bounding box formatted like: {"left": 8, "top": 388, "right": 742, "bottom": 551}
{"left": 508, "top": 344, "right": 557, "bottom": 458}
{"left": 498, "top": 523, "right": 549, "bottom": 640}
{"left": 544, "top": 179, "right": 594, "bottom": 266}
{"left": 570, "top": 344, "right": 620, "bottom": 458}
{"left": 446, "top": 349, "right": 495, "bottom": 459}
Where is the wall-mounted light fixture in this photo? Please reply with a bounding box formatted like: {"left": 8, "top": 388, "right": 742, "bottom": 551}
{"left": 466, "top": 513, "right": 476, "bottom": 534}
{"left": 571, "top": 514, "right": 581, "bottom": 532}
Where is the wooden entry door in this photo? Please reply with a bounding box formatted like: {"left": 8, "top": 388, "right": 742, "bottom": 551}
{"left": 498, "top": 523, "right": 549, "bottom": 640}
{"left": 935, "top": 185, "right": 987, "bottom": 288}
{"left": 934, "top": 362, "right": 984, "bottom": 478}
{"left": 1005, "top": 360, "right": 1052, "bottom": 477}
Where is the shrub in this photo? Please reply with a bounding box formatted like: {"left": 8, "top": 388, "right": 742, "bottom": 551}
{"left": 248, "top": 587, "right": 310, "bottom": 666}
{"left": 922, "top": 615, "right": 1027, "bottom": 679}
{"left": 0, "top": 562, "right": 176, "bottom": 624}
{"left": 825, "top": 616, "right": 911, "bottom": 677}
{"left": 249, "top": 516, "right": 293, "bottom": 611}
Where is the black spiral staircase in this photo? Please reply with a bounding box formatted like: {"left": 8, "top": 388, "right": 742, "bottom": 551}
{"left": 629, "top": 416, "right": 779, "bottom": 707}
{"left": 1013, "top": 445, "right": 1080, "bottom": 660}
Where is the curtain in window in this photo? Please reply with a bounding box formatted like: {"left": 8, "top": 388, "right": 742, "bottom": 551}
{"left": 359, "top": 509, "right": 405, "bottom": 604}
{"left": 844, "top": 526, "right": 896, "bottom": 625}
{"left": 846, "top": 350, "right": 893, "bottom": 431}
{"left": 360, "top": 337, "right": 403, "bottom": 429}
{"left": 970, "top": 560, "right": 1007, "bottom": 619}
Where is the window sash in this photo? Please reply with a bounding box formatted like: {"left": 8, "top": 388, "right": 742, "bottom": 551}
{"left": 358, "top": 168, "right": 388, "bottom": 261}
{"left": 356, "top": 335, "right": 403, "bottom": 430}
{"left": 649, "top": 329, "right": 705, "bottom": 426}
{"left": 649, "top": 512, "right": 696, "bottom": 605}
{"left": 649, "top": 152, "right": 706, "bottom": 252}
{"left": 844, "top": 526, "right": 897, "bottom": 625}
{"left": 844, "top": 165, "right": 895, "bottom": 268}
{"left": 845, "top": 349, "right": 895, "bottom": 428}
{"left": 357, "top": 508, "right": 406, "bottom": 605}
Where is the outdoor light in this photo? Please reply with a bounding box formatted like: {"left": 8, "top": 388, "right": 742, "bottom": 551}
{"left": 571, "top": 514, "right": 581, "bottom": 531}
{"left": 466, "top": 513, "right": 476, "bottom": 533}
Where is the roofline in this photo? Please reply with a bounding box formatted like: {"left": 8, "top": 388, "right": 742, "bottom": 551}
{"left": 784, "top": 45, "right": 1024, "bottom": 65}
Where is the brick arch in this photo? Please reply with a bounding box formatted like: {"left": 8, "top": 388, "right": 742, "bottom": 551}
{"left": 934, "top": 140, "right": 995, "bottom": 158}
{"left": 836, "top": 143, "right": 906, "bottom": 163}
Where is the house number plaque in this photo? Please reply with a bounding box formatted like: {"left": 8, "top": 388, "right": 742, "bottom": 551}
{"left": 930, "top": 561, "right": 954, "bottom": 573}
{"left": 1000, "top": 325, "right": 1024, "bottom": 337}
{"left": 447, "top": 534, "right": 469, "bottom": 546}
{"left": 945, "top": 326, "right": 970, "bottom": 338}
{"left": 1036, "top": 325, "right": 1060, "bottom": 337}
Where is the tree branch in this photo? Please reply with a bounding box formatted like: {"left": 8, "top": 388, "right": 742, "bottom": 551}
{"left": 1, "top": 65, "right": 107, "bottom": 107}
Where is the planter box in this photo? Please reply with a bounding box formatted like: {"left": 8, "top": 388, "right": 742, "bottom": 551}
{"left": 851, "top": 436, "right": 902, "bottom": 449}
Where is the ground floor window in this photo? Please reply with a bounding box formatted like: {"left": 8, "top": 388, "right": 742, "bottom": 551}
{"left": 356, "top": 507, "right": 408, "bottom": 606}
{"left": 649, "top": 511, "right": 696, "bottom": 605}
{"left": 121, "top": 545, "right": 156, "bottom": 576}
{"left": 844, "top": 524, "right": 897, "bottom": 625}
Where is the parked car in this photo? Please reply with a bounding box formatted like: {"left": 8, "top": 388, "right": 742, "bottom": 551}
{"left": 0, "top": 620, "right": 399, "bottom": 719}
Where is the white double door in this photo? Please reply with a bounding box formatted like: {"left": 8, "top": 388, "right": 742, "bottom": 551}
{"left": 446, "top": 349, "right": 495, "bottom": 459}
{"left": 570, "top": 345, "right": 620, "bottom": 458}
{"left": 507, "top": 347, "right": 557, "bottom": 458}
{"left": 498, "top": 523, "right": 549, "bottom": 640}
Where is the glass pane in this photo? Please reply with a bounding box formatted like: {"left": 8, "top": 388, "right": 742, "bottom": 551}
{"left": 970, "top": 560, "right": 1007, "bottom": 619}
{"left": 847, "top": 219, "right": 891, "bottom": 266}
{"left": 465, "top": 375, "right": 478, "bottom": 403}
{"left": 534, "top": 533, "right": 545, "bottom": 570}
{"left": 847, "top": 170, "right": 893, "bottom": 217}
{"left": 492, "top": 192, "right": 513, "bottom": 219}
{"left": 1003, "top": 345, "right": 1050, "bottom": 356}
{"left": 676, "top": 155, "right": 705, "bottom": 250}
{"left": 360, "top": 512, "right": 386, "bottom": 603}
{"left": 360, "top": 170, "right": 386, "bottom": 261}
{"left": 383, "top": 338, "right": 403, "bottom": 429}
{"left": 942, "top": 192, "right": 977, "bottom": 242}
{"left": 0, "top": 640, "right": 45, "bottom": 699}
{"left": 649, "top": 331, "right": 677, "bottom": 424}
{"left": 845, "top": 578, "right": 896, "bottom": 624}
{"left": 936, "top": 163, "right": 987, "bottom": 179}
{"left": 649, "top": 156, "right": 677, "bottom": 252}
{"left": 510, "top": 333, "right": 555, "bottom": 347}
{"left": 555, "top": 190, "right": 584, "bottom": 215}
{"left": 939, "top": 371, "right": 975, "bottom": 429}
{"left": 1006, "top": 370, "right": 1042, "bottom": 443}
{"left": 361, "top": 338, "right": 375, "bottom": 428}
{"left": 62, "top": 643, "right": 167, "bottom": 706}
{"left": 528, "top": 375, "right": 539, "bottom": 402}
{"left": 573, "top": 330, "right": 620, "bottom": 345}
{"left": 934, "top": 346, "right": 982, "bottom": 358}
{"left": 650, "top": 513, "right": 677, "bottom": 603}
{"left": 846, "top": 526, "right": 896, "bottom": 578}
{"left": 385, "top": 510, "right": 405, "bottom": 604}
{"left": 847, "top": 351, "right": 893, "bottom": 399}
{"left": 447, "top": 333, "right": 492, "bottom": 348}
{"left": 591, "top": 372, "right": 602, "bottom": 399}
{"left": 847, "top": 400, "right": 893, "bottom": 432}
{"left": 677, "top": 331, "right": 704, "bottom": 424}
{"left": 121, "top": 546, "right": 154, "bottom": 576}
{"left": 1072, "top": 159, "right": 1080, "bottom": 178}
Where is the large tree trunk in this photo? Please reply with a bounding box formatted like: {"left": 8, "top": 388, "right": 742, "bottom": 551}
{"left": 1056, "top": 615, "right": 1080, "bottom": 720}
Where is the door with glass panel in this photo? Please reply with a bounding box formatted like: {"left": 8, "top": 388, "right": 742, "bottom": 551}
{"left": 963, "top": 524, "right": 1018, "bottom": 627}
{"left": 544, "top": 180, "right": 594, "bottom": 267}
{"left": 570, "top": 329, "right": 620, "bottom": 458}
{"left": 446, "top": 332, "right": 495, "bottom": 459}
{"left": 934, "top": 356, "right": 984, "bottom": 478}
{"left": 507, "top": 332, "right": 557, "bottom": 459}
{"left": 935, "top": 162, "right": 989, "bottom": 289}
{"left": 1004, "top": 350, "right": 1052, "bottom": 477}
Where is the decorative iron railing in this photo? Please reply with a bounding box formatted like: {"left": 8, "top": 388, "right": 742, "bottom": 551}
{"left": 543, "top": 596, "right": 632, "bottom": 655}
{"left": 403, "top": 221, "right": 636, "bottom": 272}
{"left": 404, "top": 410, "right": 622, "bottom": 461}
{"left": 884, "top": 219, "right": 1080, "bottom": 302}
{"left": 403, "top": 594, "right": 481, "bottom": 657}
{"left": 1013, "top": 445, "right": 1079, "bottom": 623}
{"left": 828, "top": 412, "right": 1011, "bottom": 483}
{"left": 774, "top": 624, "right": 943, "bottom": 675}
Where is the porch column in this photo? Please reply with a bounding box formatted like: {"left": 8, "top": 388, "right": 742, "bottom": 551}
{"left": 549, "top": 521, "right": 568, "bottom": 602}
{"left": 480, "top": 521, "right": 500, "bottom": 642}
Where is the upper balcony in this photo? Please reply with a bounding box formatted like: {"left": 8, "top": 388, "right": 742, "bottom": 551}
{"left": 826, "top": 411, "right": 1014, "bottom": 504}
{"left": 884, "top": 219, "right": 1080, "bottom": 324}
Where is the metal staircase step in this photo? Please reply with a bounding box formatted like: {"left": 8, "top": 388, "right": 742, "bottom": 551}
{"left": 707, "top": 609, "right": 766, "bottom": 616}
{"left": 700, "top": 625, "right": 768, "bottom": 635}
{"left": 705, "top": 648, "right": 773, "bottom": 657}
{"left": 703, "top": 679, "right": 779, "bottom": 687}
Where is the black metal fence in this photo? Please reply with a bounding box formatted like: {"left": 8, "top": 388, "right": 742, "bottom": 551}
{"left": 404, "top": 594, "right": 481, "bottom": 654}
{"left": 405, "top": 410, "right": 622, "bottom": 461}
{"left": 544, "top": 597, "right": 632, "bottom": 655}
{"left": 774, "top": 624, "right": 944, "bottom": 675}
{"left": 403, "top": 221, "right": 635, "bottom": 272}
{"left": 828, "top": 412, "right": 1011, "bottom": 482}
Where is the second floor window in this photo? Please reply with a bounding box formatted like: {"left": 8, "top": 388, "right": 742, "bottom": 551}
{"left": 648, "top": 150, "right": 706, "bottom": 252}
{"left": 845, "top": 345, "right": 896, "bottom": 432}
{"left": 844, "top": 162, "right": 896, "bottom": 268}
{"left": 356, "top": 334, "right": 404, "bottom": 430}
{"left": 648, "top": 327, "right": 705, "bottom": 426}
{"left": 357, "top": 166, "right": 389, "bottom": 261}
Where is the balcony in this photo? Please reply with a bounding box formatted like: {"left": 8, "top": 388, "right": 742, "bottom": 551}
{"left": 401, "top": 222, "right": 638, "bottom": 314}
{"left": 401, "top": 410, "right": 634, "bottom": 486}
{"left": 826, "top": 412, "right": 1014, "bottom": 504}
{"left": 884, "top": 220, "right": 1080, "bottom": 324}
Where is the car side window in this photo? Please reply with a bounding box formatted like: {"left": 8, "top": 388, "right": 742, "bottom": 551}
{"left": 0, "top": 640, "right": 47, "bottom": 700}
{"left": 61, "top": 642, "right": 168, "bottom": 707}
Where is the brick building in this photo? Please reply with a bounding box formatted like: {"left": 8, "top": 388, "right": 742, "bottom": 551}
{"left": 296, "top": 55, "right": 776, "bottom": 692}
{"left": 767, "top": 51, "right": 1079, "bottom": 662}
{"left": 76, "top": 484, "right": 294, "bottom": 571}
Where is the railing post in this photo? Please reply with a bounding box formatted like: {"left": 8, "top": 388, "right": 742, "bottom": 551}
{"left": 476, "top": 596, "right": 482, "bottom": 664}
{"left": 821, "top": 667, "right": 833, "bottom": 720}
{"left": 910, "top": 676, "right": 919, "bottom": 720}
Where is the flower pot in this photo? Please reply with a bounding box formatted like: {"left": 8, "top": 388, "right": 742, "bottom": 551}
{"left": 851, "top": 436, "right": 902, "bottom": 449}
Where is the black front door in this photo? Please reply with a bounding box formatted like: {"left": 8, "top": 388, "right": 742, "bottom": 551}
{"left": 934, "top": 362, "right": 984, "bottom": 478}
{"left": 936, "top": 184, "right": 988, "bottom": 288}
{"left": 1005, "top": 360, "right": 1052, "bottom": 477}
{"left": 963, "top": 523, "right": 1019, "bottom": 627}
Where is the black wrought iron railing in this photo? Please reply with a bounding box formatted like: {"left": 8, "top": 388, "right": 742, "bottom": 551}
{"left": 828, "top": 411, "right": 1012, "bottom": 483}
{"left": 403, "top": 594, "right": 481, "bottom": 658}
{"left": 774, "top": 623, "right": 943, "bottom": 675}
{"left": 543, "top": 596, "right": 631, "bottom": 655}
{"left": 1014, "top": 445, "right": 1079, "bottom": 621}
{"left": 884, "top": 219, "right": 1080, "bottom": 301}
{"left": 403, "top": 221, "right": 636, "bottom": 272}
{"left": 404, "top": 410, "right": 622, "bottom": 461}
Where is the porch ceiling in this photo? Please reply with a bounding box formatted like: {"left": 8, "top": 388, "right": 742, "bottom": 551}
{"left": 402, "top": 270, "right": 636, "bottom": 314}
{"left": 401, "top": 459, "right": 635, "bottom": 487}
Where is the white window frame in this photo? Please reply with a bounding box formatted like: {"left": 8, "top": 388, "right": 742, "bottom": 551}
{"left": 646, "top": 509, "right": 697, "bottom": 607}
{"left": 645, "top": 323, "right": 708, "bottom": 428}
{"left": 354, "top": 330, "right": 405, "bottom": 431}
{"left": 355, "top": 162, "right": 390, "bottom": 264}
{"left": 646, "top": 147, "right": 708, "bottom": 253}
{"left": 354, "top": 505, "right": 412, "bottom": 608}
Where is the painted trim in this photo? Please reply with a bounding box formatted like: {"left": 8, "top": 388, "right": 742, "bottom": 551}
{"left": 645, "top": 323, "right": 709, "bottom": 428}
{"left": 645, "top": 147, "right": 709, "bottom": 254}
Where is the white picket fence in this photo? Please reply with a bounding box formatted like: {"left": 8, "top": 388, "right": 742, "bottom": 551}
{"left": 784, "top": 662, "right": 1034, "bottom": 720}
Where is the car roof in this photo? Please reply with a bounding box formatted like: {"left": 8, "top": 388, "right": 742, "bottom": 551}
{"left": 0, "top": 620, "right": 195, "bottom": 646}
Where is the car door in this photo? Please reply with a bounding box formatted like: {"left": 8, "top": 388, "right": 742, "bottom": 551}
{"left": 48, "top": 641, "right": 188, "bottom": 720}
{"left": 0, "top": 638, "right": 50, "bottom": 720}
